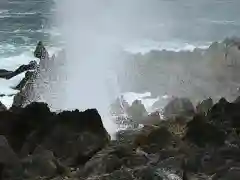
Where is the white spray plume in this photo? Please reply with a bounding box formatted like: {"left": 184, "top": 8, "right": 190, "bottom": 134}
{"left": 52, "top": 0, "right": 150, "bottom": 137}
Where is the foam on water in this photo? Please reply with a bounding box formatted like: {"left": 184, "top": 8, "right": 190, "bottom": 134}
{"left": 0, "top": 45, "right": 60, "bottom": 109}
{"left": 124, "top": 39, "right": 211, "bottom": 54}
{"left": 122, "top": 92, "right": 160, "bottom": 112}
{"left": 0, "top": 52, "right": 35, "bottom": 70}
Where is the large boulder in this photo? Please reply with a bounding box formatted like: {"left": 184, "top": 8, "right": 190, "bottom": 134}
{"left": 163, "top": 97, "right": 195, "bottom": 119}
{"left": 0, "top": 101, "right": 110, "bottom": 178}
{"left": 207, "top": 98, "right": 240, "bottom": 133}
{"left": 134, "top": 126, "right": 173, "bottom": 153}
{"left": 0, "top": 102, "right": 52, "bottom": 152}
{"left": 20, "top": 108, "right": 110, "bottom": 166}
{"left": 1, "top": 101, "right": 110, "bottom": 165}
{"left": 3, "top": 147, "right": 68, "bottom": 180}
{"left": 184, "top": 115, "right": 226, "bottom": 147}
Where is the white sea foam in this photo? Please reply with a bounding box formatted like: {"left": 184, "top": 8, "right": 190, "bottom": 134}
{"left": 124, "top": 39, "right": 211, "bottom": 54}
{"left": 0, "top": 45, "right": 60, "bottom": 109}
{"left": 122, "top": 92, "right": 159, "bottom": 112}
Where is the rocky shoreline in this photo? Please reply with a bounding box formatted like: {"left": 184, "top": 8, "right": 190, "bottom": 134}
{"left": 0, "top": 39, "right": 240, "bottom": 179}
{"left": 0, "top": 93, "right": 238, "bottom": 180}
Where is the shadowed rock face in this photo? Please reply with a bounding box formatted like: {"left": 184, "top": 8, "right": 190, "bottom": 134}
{"left": 0, "top": 95, "right": 240, "bottom": 180}
{"left": 0, "top": 102, "right": 109, "bottom": 159}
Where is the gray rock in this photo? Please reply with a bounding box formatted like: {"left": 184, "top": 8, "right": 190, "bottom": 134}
{"left": 21, "top": 149, "right": 58, "bottom": 178}
{"left": 163, "top": 98, "right": 195, "bottom": 119}
{"left": 196, "top": 98, "right": 213, "bottom": 115}
{"left": 127, "top": 100, "right": 148, "bottom": 121}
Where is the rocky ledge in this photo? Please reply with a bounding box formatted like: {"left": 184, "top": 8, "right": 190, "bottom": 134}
{"left": 0, "top": 96, "right": 238, "bottom": 180}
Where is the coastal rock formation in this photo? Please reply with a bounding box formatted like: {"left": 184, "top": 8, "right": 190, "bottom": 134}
{"left": 126, "top": 100, "right": 148, "bottom": 121}
{"left": 3, "top": 37, "right": 240, "bottom": 179}
{"left": 10, "top": 41, "right": 52, "bottom": 107}
{"left": 0, "top": 102, "right": 109, "bottom": 179}
{"left": 0, "top": 96, "right": 239, "bottom": 179}
{"left": 14, "top": 71, "right": 35, "bottom": 90}
{"left": 163, "top": 97, "right": 195, "bottom": 119}
{"left": 0, "top": 61, "right": 37, "bottom": 80}
{"left": 196, "top": 97, "right": 213, "bottom": 115}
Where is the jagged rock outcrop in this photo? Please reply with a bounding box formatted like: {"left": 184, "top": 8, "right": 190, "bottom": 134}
{"left": 184, "top": 114, "right": 226, "bottom": 147}
{"left": 0, "top": 61, "right": 37, "bottom": 80}
{"left": 196, "top": 97, "right": 213, "bottom": 115}
{"left": 2, "top": 93, "right": 240, "bottom": 180}
{"left": 126, "top": 100, "right": 148, "bottom": 121}
{"left": 163, "top": 97, "right": 195, "bottom": 119}
{"left": 11, "top": 41, "right": 51, "bottom": 107}
{"left": 0, "top": 102, "right": 110, "bottom": 179}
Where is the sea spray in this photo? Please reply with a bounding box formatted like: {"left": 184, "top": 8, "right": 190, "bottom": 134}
{"left": 32, "top": 0, "right": 167, "bottom": 137}
{"left": 51, "top": 0, "right": 134, "bottom": 137}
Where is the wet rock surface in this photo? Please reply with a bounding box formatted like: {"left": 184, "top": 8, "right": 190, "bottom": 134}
{"left": 0, "top": 95, "right": 239, "bottom": 179}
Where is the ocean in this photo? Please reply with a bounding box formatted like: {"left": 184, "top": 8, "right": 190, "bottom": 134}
{"left": 0, "top": 0, "right": 60, "bottom": 107}
{"left": 1, "top": 0, "right": 240, "bottom": 109}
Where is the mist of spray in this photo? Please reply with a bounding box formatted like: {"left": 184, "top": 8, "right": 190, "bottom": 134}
{"left": 52, "top": 0, "right": 144, "bottom": 137}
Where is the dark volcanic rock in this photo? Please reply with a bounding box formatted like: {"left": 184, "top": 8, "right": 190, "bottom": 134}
{"left": 0, "top": 102, "right": 53, "bottom": 152}
{"left": 0, "top": 61, "right": 37, "bottom": 80}
{"left": 2, "top": 93, "right": 240, "bottom": 180}
{"left": 184, "top": 114, "right": 226, "bottom": 147}
{"left": 0, "top": 70, "right": 13, "bottom": 79}
{"left": 5, "top": 61, "right": 37, "bottom": 80}
{"left": 3, "top": 149, "right": 65, "bottom": 180}
{"left": 207, "top": 97, "right": 240, "bottom": 134}
{"left": 22, "top": 108, "right": 110, "bottom": 166}
{"left": 0, "top": 102, "right": 109, "bottom": 164}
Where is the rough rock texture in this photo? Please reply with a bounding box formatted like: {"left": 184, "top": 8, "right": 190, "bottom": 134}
{"left": 0, "top": 102, "right": 109, "bottom": 180}
{"left": 163, "top": 97, "right": 195, "bottom": 119}
{"left": 127, "top": 100, "right": 148, "bottom": 120}
{"left": 0, "top": 61, "right": 37, "bottom": 80}
{"left": 14, "top": 71, "right": 35, "bottom": 90}
{"left": 1, "top": 94, "right": 240, "bottom": 179}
